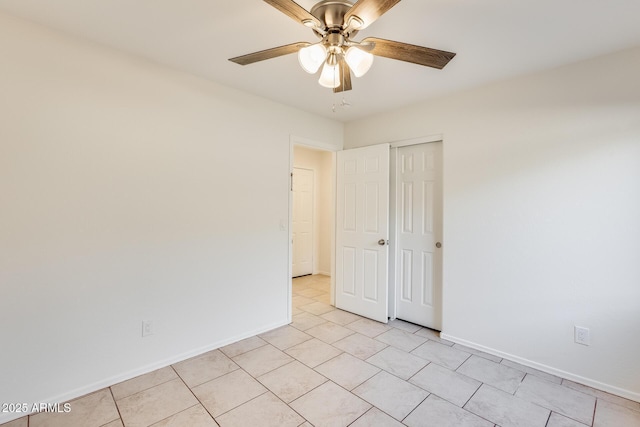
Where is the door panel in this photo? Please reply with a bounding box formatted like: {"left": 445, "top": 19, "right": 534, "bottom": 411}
{"left": 292, "top": 168, "right": 314, "bottom": 277}
{"left": 395, "top": 143, "right": 443, "bottom": 329}
{"left": 336, "top": 144, "right": 389, "bottom": 323}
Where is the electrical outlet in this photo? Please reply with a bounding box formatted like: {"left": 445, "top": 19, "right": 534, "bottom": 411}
{"left": 574, "top": 326, "right": 590, "bottom": 346}
{"left": 142, "top": 320, "right": 154, "bottom": 337}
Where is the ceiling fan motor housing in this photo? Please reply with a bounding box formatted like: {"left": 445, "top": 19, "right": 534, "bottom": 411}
{"left": 310, "top": 0, "right": 358, "bottom": 37}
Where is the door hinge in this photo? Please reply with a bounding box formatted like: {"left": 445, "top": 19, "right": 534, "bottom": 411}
{"left": 290, "top": 172, "right": 293, "bottom": 191}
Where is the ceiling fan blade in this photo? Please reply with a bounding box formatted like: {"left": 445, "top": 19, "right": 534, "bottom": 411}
{"left": 229, "top": 42, "right": 309, "bottom": 66}
{"left": 263, "top": 0, "right": 322, "bottom": 28}
{"left": 344, "top": 0, "right": 401, "bottom": 30}
{"left": 334, "top": 59, "right": 353, "bottom": 93}
{"left": 363, "top": 37, "right": 456, "bottom": 69}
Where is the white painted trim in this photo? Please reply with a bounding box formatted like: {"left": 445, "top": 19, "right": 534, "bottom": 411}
{"left": 389, "top": 134, "right": 444, "bottom": 148}
{"left": 290, "top": 135, "right": 339, "bottom": 152}
{"left": 0, "top": 320, "right": 290, "bottom": 424}
{"left": 441, "top": 333, "right": 640, "bottom": 403}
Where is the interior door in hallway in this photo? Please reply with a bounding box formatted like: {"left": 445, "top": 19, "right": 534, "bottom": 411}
{"left": 336, "top": 144, "right": 390, "bottom": 323}
{"left": 292, "top": 167, "right": 314, "bottom": 277}
{"left": 395, "top": 142, "right": 443, "bottom": 330}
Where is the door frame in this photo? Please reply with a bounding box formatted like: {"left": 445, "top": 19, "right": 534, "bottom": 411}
{"left": 288, "top": 136, "right": 338, "bottom": 322}
{"left": 388, "top": 135, "right": 444, "bottom": 326}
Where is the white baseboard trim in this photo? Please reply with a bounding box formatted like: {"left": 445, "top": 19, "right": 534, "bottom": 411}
{"left": 314, "top": 270, "right": 331, "bottom": 277}
{"left": 441, "top": 333, "right": 640, "bottom": 404}
{"left": 0, "top": 319, "right": 289, "bottom": 425}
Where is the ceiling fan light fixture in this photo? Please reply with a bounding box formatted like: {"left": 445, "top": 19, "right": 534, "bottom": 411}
{"left": 318, "top": 61, "right": 340, "bottom": 88}
{"left": 345, "top": 46, "right": 374, "bottom": 77}
{"left": 298, "top": 43, "right": 328, "bottom": 74}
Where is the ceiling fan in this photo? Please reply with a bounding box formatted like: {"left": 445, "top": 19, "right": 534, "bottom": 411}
{"left": 229, "top": 0, "right": 456, "bottom": 92}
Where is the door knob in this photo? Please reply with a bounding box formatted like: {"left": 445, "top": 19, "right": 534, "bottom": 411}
{"left": 378, "top": 239, "right": 387, "bottom": 246}
{"left": 436, "top": 242, "right": 442, "bottom": 248}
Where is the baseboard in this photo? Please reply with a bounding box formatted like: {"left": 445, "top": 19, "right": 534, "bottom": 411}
{"left": 0, "top": 319, "right": 289, "bottom": 425}
{"left": 441, "top": 333, "right": 640, "bottom": 404}
{"left": 315, "top": 270, "right": 331, "bottom": 276}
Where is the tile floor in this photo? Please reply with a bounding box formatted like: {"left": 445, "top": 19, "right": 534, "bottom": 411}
{"left": 3, "top": 274, "right": 639, "bottom": 427}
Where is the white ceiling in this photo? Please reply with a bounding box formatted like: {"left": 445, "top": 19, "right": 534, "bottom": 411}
{"left": 1, "top": 0, "right": 639, "bottom": 122}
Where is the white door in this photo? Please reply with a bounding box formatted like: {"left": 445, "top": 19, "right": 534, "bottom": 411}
{"left": 336, "top": 144, "right": 390, "bottom": 323}
{"left": 395, "top": 142, "right": 443, "bottom": 329}
{"left": 292, "top": 168, "right": 314, "bottom": 277}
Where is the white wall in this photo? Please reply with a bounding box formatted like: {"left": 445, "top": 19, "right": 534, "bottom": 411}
{"left": 345, "top": 47, "right": 640, "bottom": 400}
{"left": 0, "top": 12, "right": 343, "bottom": 422}
{"left": 293, "top": 146, "right": 333, "bottom": 275}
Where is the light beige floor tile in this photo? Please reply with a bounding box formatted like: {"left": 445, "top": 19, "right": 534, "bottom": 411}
{"left": 547, "top": 412, "right": 589, "bottom": 427}
{"left": 293, "top": 275, "right": 314, "bottom": 285}
{"left": 375, "top": 328, "right": 428, "bottom": 353}
{"left": 594, "top": 400, "right": 640, "bottom": 427}
{"left": 290, "top": 312, "right": 328, "bottom": 331}
{"left": 192, "top": 369, "right": 267, "bottom": 417}
{"left": 292, "top": 306, "right": 304, "bottom": 315}
{"left": 111, "top": 366, "right": 178, "bottom": 400}
{"left": 353, "top": 371, "right": 429, "bottom": 421}
{"left": 306, "top": 322, "right": 355, "bottom": 344}
{"left": 150, "top": 405, "right": 218, "bottom": 427}
{"left": 366, "top": 346, "right": 428, "bottom": 380}
{"left": 296, "top": 288, "right": 326, "bottom": 298}
{"left": 285, "top": 338, "right": 343, "bottom": 368}
{"left": 259, "top": 326, "right": 313, "bottom": 350}
{"left": 411, "top": 341, "right": 471, "bottom": 370}
{"left": 298, "top": 423, "right": 313, "bottom": 427}
{"left": 313, "top": 293, "right": 332, "bottom": 304}
{"left": 232, "top": 344, "right": 293, "bottom": 377}
{"left": 290, "top": 381, "right": 371, "bottom": 427}
{"left": 315, "top": 353, "right": 380, "bottom": 390}
{"left": 292, "top": 296, "right": 316, "bottom": 307}
{"left": 388, "top": 319, "right": 422, "bottom": 333}
{"left": 29, "top": 389, "right": 119, "bottom": 427}
{"left": 299, "top": 301, "right": 335, "bottom": 315}
{"left": 415, "top": 328, "right": 454, "bottom": 346}
{"left": 220, "top": 336, "right": 268, "bottom": 358}
{"left": 515, "top": 375, "right": 595, "bottom": 425}
{"left": 404, "top": 395, "right": 493, "bottom": 427}
{"left": 452, "top": 343, "right": 503, "bottom": 363}
{"left": 347, "top": 318, "right": 391, "bottom": 338}
{"left": 562, "top": 379, "right": 640, "bottom": 412}
{"left": 457, "top": 355, "right": 524, "bottom": 394}
{"left": 257, "top": 361, "right": 327, "bottom": 403}
{"left": 333, "top": 333, "right": 388, "bottom": 359}
{"left": 501, "top": 359, "right": 562, "bottom": 384}
{"left": 173, "top": 350, "right": 238, "bottom": 388}
{"left": 350, "top": 407, "right": 404, "bottom": 426}
{"left": 409, "top": 362, "right": 481, "bottom": 407}
{"left": 464, "top": 384, "right": 550, "bottom": 427}
{"left": 321, "top": 309, "right": 362, "bottom": 326}
{"left": 102, "top": 419, "right": 124, "bottom": 427}
{"left": 0, "top": 418, "right": 28, "bottom": 427}
{"left": 116, "top": 378, "right": 197, "bottom": 427}
{"left": 216, "top": 393, "right": 303, "bottom": 427}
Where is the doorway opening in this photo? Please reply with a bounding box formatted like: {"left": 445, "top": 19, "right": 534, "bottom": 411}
{"left": 291, "top": 144, "right": 336, "bottom": 318}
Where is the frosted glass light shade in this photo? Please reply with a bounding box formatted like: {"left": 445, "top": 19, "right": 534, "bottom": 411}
{"left": 318, "top": 61, "right": 340, "bottom": 88}
{"left": 345, "top": 47, "right": 374, "bottom": 77}
{"left": 298, "top": 44, "right": 327, "bottom": 74}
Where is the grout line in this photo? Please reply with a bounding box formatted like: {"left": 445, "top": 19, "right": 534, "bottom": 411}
{"left": 107, "top": 387, "right": 124, "bottom": 427}
{"left": 462, "top": 382, "right": 483, "bottom": 409}
{"left": 400, "top": 393, "right": 431, "bottom": 424}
